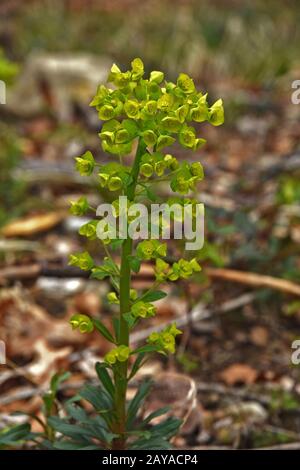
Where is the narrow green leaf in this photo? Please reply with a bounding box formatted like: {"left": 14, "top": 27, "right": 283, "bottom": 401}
{"left": 0, "top": 423, "right": 31, "bottom": 445}
{"left": 142, "top": 406, "right": 171, "bottom": 425}
{"left": 93, "top": 319, "right": 115, "bottom": 343}
{"left": 150, "top": 416, "right": 182, "bottom": 439}
{"left": 128, "top": 255, "right": 141, "bottom": 273}
{"left": 66, "top": 404, "right": 88, "bottom": 422}
{"left": 141, "top": 290, "right": 167, "bottom": 302}
{"left": 128, "top": 352, "right": 146, "bottom": 380}
{"left": 133, "top": 344, "right": 161, "bottom": 354}
{"left": 50, "top": 371, "right": 71, "bottom": 394}
{"left": 123, "top": 311, "right": 136, "bottom": 328}
{"left": 112, "top": 316, "right": 120, "bottom": 342}
{"left": 130, "top": 436, "right": 172, "bottom": 450}
{"left": 95, "top": 362, "right": 115, "bottom": 398}
{"left": 79, "top": 384, "right": 112, "bottom": 413}
{"left": 126, "top": 380, "right": 152, "bottom": 429}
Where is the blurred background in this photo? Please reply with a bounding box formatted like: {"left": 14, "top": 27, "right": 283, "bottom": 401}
{"left": 0, "top": 0, "right": 300, "bottom": 449}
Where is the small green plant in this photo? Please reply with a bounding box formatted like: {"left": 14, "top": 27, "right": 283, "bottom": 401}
{"left": 0, "top": 372, "right": 70, "bottom": 449}
{"left": 1, "top": 59, "right": 223, "bottom": 451}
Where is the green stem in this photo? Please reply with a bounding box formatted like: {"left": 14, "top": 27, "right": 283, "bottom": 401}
{"left": 113, "top": 138, "right": 146, "bottom": 449}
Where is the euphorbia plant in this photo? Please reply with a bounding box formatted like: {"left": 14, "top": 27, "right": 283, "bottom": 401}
{"left": 0, "top": 59, "right": 224, "bottom": 451}
{"left": 66, "top": 59, "right": 223, "bottom": 450}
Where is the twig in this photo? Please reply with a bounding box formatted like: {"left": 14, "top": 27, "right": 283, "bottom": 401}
{"left": 131, "top": 292, "right": 255, "bottom": 344}
{"left": 206, "top": 268, "right": 300, "bottom": 296}
{"left": 0, "top": 264, "right": 90, "bottom": 283}
{"left": 255, "top": 442, "right": 300, "bottom": 450}
{"left": 196, "top": 381, "right": 271, "bottom": 406}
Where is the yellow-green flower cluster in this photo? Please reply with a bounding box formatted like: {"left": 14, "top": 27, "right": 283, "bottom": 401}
{"left": 140, "top": 152, "right": 179, "bottom": 179}
{"left": 107, "top": 289, "right": 137, "bottom": 305}
{"left": 170, "top": 161, "right": 204, "bottom": 194}
{"left": 98, "top": 162, "right": 131, "bottom": 192}
{"left": 79, "top": 220, "right": 98, "bottom": 240}
{"left": 89, "top": 58, "right": 224, "bottom": 157}
{"left": 70, "top": 196, "right": 89, "bottom": 216}
{"left": 131, "top": 301, "right": 156, "bottom": 319}
{"left": 136, "top": 240, "right": 167, "bottom": 260}
{"left": 69, "top": 251, "right": 94, "bottom": 271}
{"left": 147, "top": 323, "right": 182, "bottom": 354}
{"left": 104, "top": 345, "right": 131, "bottom": 365}
{"left": 99, "top": 119, "right": 139, "bottom": 156}
{"left": 70, "top": 313, "right": 94, "bottom": 333}
{"left": 154, "top": 258, "right": 201, "bottom": 282}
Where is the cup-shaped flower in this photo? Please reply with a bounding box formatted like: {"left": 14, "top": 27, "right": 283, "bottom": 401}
{"left": 70, "top": 196, "right": 89, "bottom": 216}
{"left": 79, "top": 220, "right": 98, "bottom": 240}
{"left": 75, "top": 151, "right": 95, "bottom": 176}
{"left": 137, "top": 240, "right": 167, "bottom": 260}
{"left": 124, "top": 100, "right": 140, "bottom": 119}
{"left": 108, "top": 176, "right": 123, "bottom": 192}
{"left": 177, "top": 73, "right": 195, "bottom": 95}
{"left": 149, "top": 70, "right": 164, "bottom": 84}
{"left": 190, "top": 162, "right": 204, "bottom": 179}
{"left": 70, "top": 314, "right": 94, "bottom": 333}
{"left": 132, "top": 301, "right": 156, "bottom": 319}
{"left": 209, "top": 99, "right": 224, "bottom": 126}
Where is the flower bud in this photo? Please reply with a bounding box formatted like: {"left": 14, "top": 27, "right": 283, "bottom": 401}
{"left": 107, "top": 291, "right": 119, "bottom": 304}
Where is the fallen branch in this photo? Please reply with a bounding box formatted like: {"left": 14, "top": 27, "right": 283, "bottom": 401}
{"left": 131, "top": 292, "right": 254, "bottom": 344}
{"left": 0, "top": 263, "right": 89, "bottom": 284}
{"left": 197, "top": 381, "right": 271, "bottom": 405}
{"left": 206, "top": 267, "right": 300, "bottom": 296}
